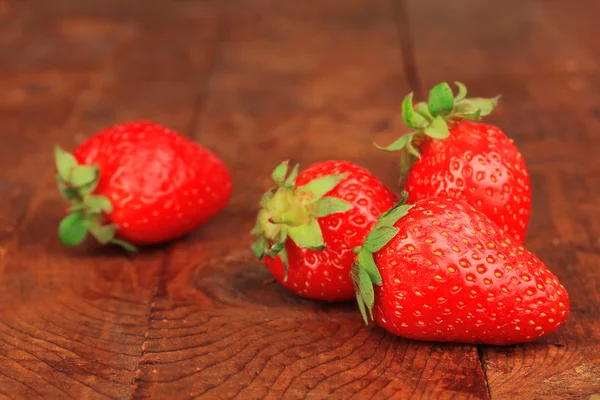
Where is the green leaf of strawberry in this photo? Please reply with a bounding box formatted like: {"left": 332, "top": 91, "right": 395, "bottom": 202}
{"left": 454, "top": 81, "right": 468, "bottom": 102}
{"left": 86, "top": 195, "right": 113, "bottom": 213}
{"left": 363, "top": 226, "right": 399, "bottom": 253}
{"left": 54, "top": 146, "right": 78, "bottom": 181}
{"left": 423, "top": 116, "right": 450, "bottom": 139}
{"left": 375, "top": 82, "right": 501, "bottom": 178}
{"left": 313, "top": 197, "right": 354, "bottom": 217}
{"left": 402, "top": 93, "right": 428, "bottom": 129}
{"left": 54, "top": 146, "right": 137, "bottom": 252}
{"left": 252, "top": 161, "right": 354, "bottom": 281}
{"left": 297, "top": 173, "right": 350, "bottom": 200}
{"left": 59, "top": 211, "right": 91, "bottom": 246}
{"left": 287, "top": 219, "right": 326, "bottom": 251}
{"left": 428, "top": 82, "right": 455, "bottom": 117}
{"left": 89, "top": 223, "right": 118, "bottom": 244}
{"left": 70, "top": 165, "right": 98, "bottom": 187}
{"left": 351, "top": 196, "right": 414, "bottom": 324}
{"left": 374, "top": 133, "right": 414, "bottom": 152}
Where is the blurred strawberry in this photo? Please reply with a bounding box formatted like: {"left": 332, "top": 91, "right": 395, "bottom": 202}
{"left": 55, "top": 121, "right": 232, "bottom": 250}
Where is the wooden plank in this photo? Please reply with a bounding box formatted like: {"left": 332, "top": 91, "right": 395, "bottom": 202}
{"left": 405, "top": 1, "right": 600, "bottom": 398}
{"left": 130, "top": 0, "right": 491, "bottom": 399}
{"left": 0, "top": 0, "right": 220, "bottom": 398}
{"left": 404, "top": 0, "right": 597, "bottom": 89}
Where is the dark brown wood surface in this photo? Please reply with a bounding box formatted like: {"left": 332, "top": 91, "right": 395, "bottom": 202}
{"left": 0, "top": 0, "right": 598, "bottom": 399}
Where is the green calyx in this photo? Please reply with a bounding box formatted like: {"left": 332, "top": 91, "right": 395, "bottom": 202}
{"left": 351, "top": 192, "right": 413, "bottom": 324}
{"left": 375, "top": 81, "right": 500, "bottom": 176}
{"left": 54, "top": 146, "right": 137, "bottom": 252}
{"left": 251, "top": 161, "right": 354, "bottom": 280}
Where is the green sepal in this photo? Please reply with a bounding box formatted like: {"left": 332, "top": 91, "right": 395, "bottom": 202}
{"left": 423, "top": 116, "right": 450, "bottom": 139}
{"left": 266, "top": 239, "right": 286, "bottom": 259}
{"left": 351, "top": 261, "right": 375, "bottom": 324}
{"left": 351, "top": 196, "right": 413, "bottom": 324}
{"left": 70, "top": 165, "right": 98, "bottom": 187}
{"left": 453, "top": 107, "right": 481, "bottom": 120}
{"left": 251, "top": 162, "right": 354, "bottom": 281}
{"left": 401, "top": 93, "right": 428, "bottom": 129}
{"left": 376, "top": 82, "right": 501, "bottom": 178}
{"left": 313, "top": 197, "right": 353, "bottom": 217}
{"left": 89, "top": 223, "right": 118, "bottom": 244}
{"left": 296, "top": 173, "right": 350, "bottom": 201}
{"left": 428, "top": 82, "right": 455, "bottom": 117}
{"left": 455, "top": 96, "right": 499, "bottom": 118}
{"left": 284, "top": 164, "right": 299, "bottom": 188}
{"left": 399, "top": 151, "right": 414, "bottom": 178}
{"left": 355, "top": 290, "right": 369, "bottom": 325}
{"left": 454, "top": 81, "right": 467, "bottom": 102}
{"left": 272, "top": 161, "right": 289, "bottom": 186}
{"left": 287, "top": 219, "right": 326, "bottom": 250}
{"left": 357, "top": 250, "right": 382, "bottom": 285}
{"left": 54, "top": 145, "right": 136, "bottom": 252}
{"left": 57, "top": 176, "right": 79, "bottom": 201}
{"left": 54, "top": 146, "right": 78, "bottom": 181}
{"left": 363, "top": 226, "right": 399, "bottom": 253}
{"left": 406, "top": 140, "right": 420, "bottom": 158}
{"left": 251, "top": 235, "right": 268, "bottom": 259}
{"left": 414, "top": 102, "right": 434, "bottom": 122}
{"left": 85, "top": 195, "right": 113, "bottom": 213}
{"left": 58, "top": 211, "right": 91, "bottom": 246}
{"left": 110, "top": 238, "right": 138, "bottom": 252}
{"left": 374, "top": 134, "right": 414, "bottom": 152}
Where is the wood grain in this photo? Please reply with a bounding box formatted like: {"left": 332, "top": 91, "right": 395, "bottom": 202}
{"left": 0, "top": 0, "right": 599, "bottom": 399}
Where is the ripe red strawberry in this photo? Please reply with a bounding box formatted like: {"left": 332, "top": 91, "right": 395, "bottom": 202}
{"left": 54, "top": 121, "right": 232, "bottom": 250}
{"left": 377, "top": 82, "right": 531, "bottom": 243}
{"left": 251, "top": 160, "right": 397, "bottom": 302}
{"left": 352, "top": 194, "right": 569, "bottom": 345}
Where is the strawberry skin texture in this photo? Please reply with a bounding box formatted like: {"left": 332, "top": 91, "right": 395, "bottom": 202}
{"left": 265, "top": 161, "right": 397, "bottom": 302}
{"left": 373, "top": 197, "right": 569, "bottom": 345}
{"left": 405, "top": 120, "right": 531, "bottom": 243}
{"left": 73, "top": 121, "right": 232, "bottom": 245}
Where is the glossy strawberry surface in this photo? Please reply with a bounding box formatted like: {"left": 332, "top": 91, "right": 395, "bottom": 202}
{"left": 373, "top": 197, "right": 569, "bottom": 345}
{"left": 265, "top": 161, "right": 397, "bottom": 301}
{"left": 405, "top": 120, "right": 531, "bottom": 243}
{"left": 73, "top": 121, "right": 232, "bottom": 245}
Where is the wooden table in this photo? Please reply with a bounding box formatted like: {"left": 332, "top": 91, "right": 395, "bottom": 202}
{"left": 1, "top": 0, "right": 599, "bottom": 399}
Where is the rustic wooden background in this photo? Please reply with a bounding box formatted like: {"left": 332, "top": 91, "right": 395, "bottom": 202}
{"left": 0, "top": 0, "right": 599, "bottom": 399}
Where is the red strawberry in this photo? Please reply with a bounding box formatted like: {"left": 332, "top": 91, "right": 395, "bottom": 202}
{"left": 251, "top": 160, "right": 397, "bottom": 302}
{"left": 54, "top": 121, "right": 232, "bottom": 250}
{"left": 352, "top": 194, "right": 569, "bottom": 345}
{"left": 377, "top": 82, "right": 531, "bottom": 243}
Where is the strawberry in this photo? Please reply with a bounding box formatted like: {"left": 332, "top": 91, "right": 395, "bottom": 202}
{"left": 352, "top": 194, "right": 569, "bottom": 345}
{"left": 377, "top": 82, "right": 531, "bottom": 243}
{"left": 251, "top": 160, "right": 397, "bottom": 302}
{"left": 54, "top": 121, "right": 232, "bottom": 250}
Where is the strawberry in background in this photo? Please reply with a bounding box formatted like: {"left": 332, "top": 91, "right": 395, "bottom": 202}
{"left": 55, "top": 121, "right": 232, "bottom": 250}
{"left": 251, "top": 160, "right": 397, "bottom": 301}
{"left": 377, "top": 82, "right": 531, "bottom": 243}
